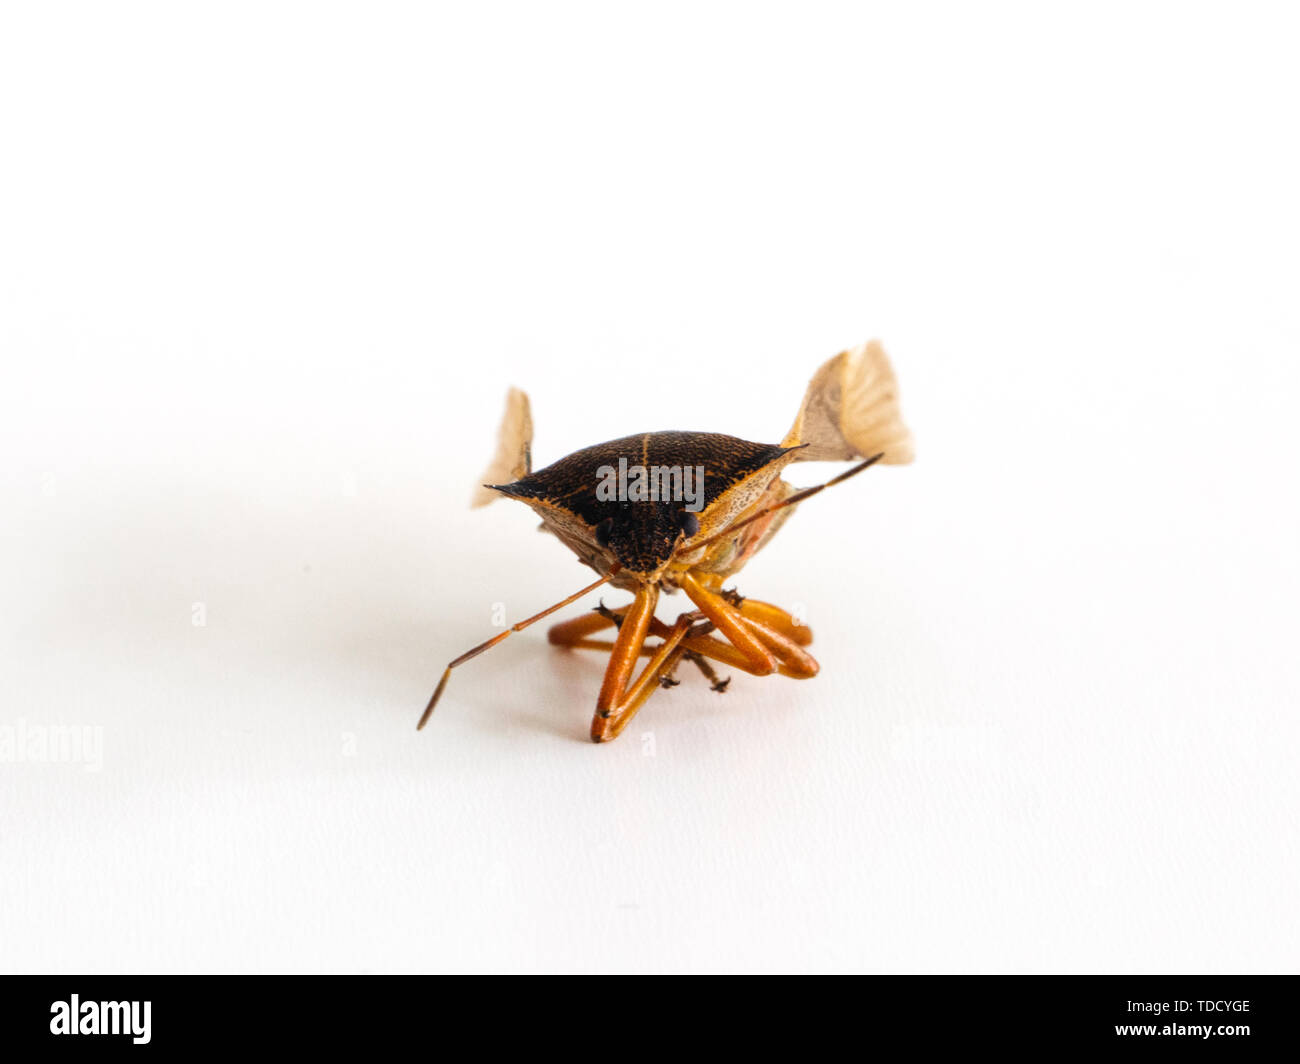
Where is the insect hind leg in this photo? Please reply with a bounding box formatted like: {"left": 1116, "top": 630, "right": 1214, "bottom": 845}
{"left": 547, "top": 602, "right": 629, "bottom": 651}
{"left": 680, "top": 573, "right": 819, "bottom": 679}
{"left": 734, "top": 596, "right": 813, "bottom": 646}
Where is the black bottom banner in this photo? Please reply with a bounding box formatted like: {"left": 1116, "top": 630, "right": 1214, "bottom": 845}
{"left": 2, "top": 974, "right": 1291, "bottom": 1052}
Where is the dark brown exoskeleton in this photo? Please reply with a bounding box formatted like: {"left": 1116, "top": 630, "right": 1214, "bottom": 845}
{"left": 419, "top": 341, "right": 914, "bottom": 742}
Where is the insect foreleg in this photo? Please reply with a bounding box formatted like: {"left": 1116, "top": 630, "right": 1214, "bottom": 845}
{"left": 591, "top": 604, "right": 698, "bottom": 743}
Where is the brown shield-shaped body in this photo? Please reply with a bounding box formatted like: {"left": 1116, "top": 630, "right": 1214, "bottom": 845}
{"left": 488, "top": 431, "right": 801, "bottom": 590}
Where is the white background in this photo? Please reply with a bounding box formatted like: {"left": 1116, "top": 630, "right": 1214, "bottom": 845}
{"left": 2, "top": 2, "right": 1297, "bottom": 973}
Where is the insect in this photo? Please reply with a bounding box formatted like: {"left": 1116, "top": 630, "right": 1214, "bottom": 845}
{"left": 418, "top": 340, "right": 914, "bottom": 742}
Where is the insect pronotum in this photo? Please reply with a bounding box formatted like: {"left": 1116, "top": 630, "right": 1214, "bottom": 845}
{"left": 419, "top": 340, "right": 914, "bottom": 743}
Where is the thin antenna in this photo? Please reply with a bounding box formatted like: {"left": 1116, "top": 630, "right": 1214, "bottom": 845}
{"left": 675, "top": 453, "right": 885, "bottom": 558}
{"left": 418, "top": 565, "right": 622, "bottom": 729}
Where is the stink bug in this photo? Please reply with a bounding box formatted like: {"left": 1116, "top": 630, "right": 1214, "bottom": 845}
{"left": 419, "top": 340, "right": 914, "bottom": 743}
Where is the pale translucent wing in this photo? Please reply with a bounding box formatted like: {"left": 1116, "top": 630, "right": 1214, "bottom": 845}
{"left": 782, "top": 340, "right": 914, "bottom": 464}
{"left": 470, "top": 387, "right": 534, "bottom": 507}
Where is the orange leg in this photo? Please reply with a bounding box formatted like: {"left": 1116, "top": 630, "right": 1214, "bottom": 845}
{"left": 549, "top": 603, "right": 681, "bottom": 654}
{"left": 737, "top": 597, "right": 813, "bottom": 646}
{"left": 551, "top": 600, "right": 712, "bottom": 650}
{"left": 740, "top": 613, "right": 819, "bottom": 678}
{"left": 594, "top": 586, "right": 659, "bottom": 719}
{"left": 679, "top": 572, "right": 778, "bottom": 676}
{"left": 676, "top": 626, "right": 819, "bottom": 679}
{"left": 548, "top": 607, "right": 629, "bottom": 652}
{"left": 552, "top": 583, "right": 819, "bottom": 742}
{"left": 551, "top": 594, "right": 814, "bottom": 660}
{"left": 680, "top": 573, "right": 819, "bottom": 679}
{"left": 551, "top": 605, "right": 741, "bottom": 699}
{"left": 591, "top": 609, "right": 699, "bottom": 743}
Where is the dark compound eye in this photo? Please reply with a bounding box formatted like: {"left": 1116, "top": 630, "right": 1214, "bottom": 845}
{"left": 594, "top": 517, "right": 614, "bottom": 548}
{"left": 676, "top": 510, "right": 700, "bottom": 538}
